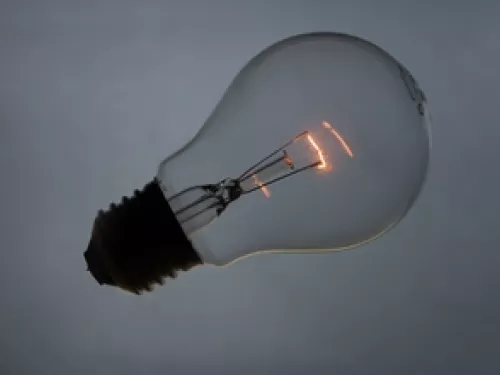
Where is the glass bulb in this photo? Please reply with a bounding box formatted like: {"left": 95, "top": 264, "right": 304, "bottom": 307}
{"left": 84, "top": 32, "right": 431, "bottom": 293}
{"left": 156, "top": 32, "right": 431, "bottom": 266}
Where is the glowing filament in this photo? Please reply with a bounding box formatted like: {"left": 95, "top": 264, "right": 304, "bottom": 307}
{"left": 284, "top": 152, "right": 294, "bottom": 168}
{"left": 306, "top": 134, "right": 328, "bottom": 170}
{"left": 252, "top": 175, "right": 271, "bottom": 198}
{"left": 322, "top": 121, "right": 354, "bottom": 158}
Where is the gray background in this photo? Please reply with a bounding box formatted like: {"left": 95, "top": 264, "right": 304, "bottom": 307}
{"left": 1, "top": 1, "right": 499, "bottom": 374}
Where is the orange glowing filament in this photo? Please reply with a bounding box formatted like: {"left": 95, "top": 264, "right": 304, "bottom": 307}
{"left": 322, "top": 121, "right": 354, "bottom": 158}
{"left": 306, "top": 134, "right": 328, "bottom": 170}
{"left": 252, "top": 175, "right": 271, "bottom": 198}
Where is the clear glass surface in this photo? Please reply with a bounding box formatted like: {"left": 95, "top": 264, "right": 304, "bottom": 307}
{"left": 157, "top": 32, "right": 431, "bottom": 265}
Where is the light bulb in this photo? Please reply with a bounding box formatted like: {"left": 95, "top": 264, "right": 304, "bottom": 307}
{"left": 84, "top": 32, "right": 431, "bottom": 294}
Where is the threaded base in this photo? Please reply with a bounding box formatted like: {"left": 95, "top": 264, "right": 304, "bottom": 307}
{"left": 84, "top": 179, "right": 202, "bottom": 294}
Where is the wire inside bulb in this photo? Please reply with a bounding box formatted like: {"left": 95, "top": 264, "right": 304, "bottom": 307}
{"left": 168, "top": 123, "right": 353, "bottom": 236}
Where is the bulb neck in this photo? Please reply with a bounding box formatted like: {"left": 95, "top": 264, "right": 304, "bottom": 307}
{"left": 84, "top": 178, "right": 203, "bottom": 294}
